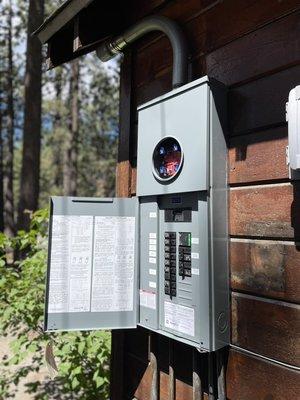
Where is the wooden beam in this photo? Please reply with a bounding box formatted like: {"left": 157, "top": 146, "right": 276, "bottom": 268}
{"left": 226, "top": 349, "right": 300, "bottom": 399}
{"left": 230, "top": 239, "right": 300, "bottom": 303}
{"left": 231, "top": 292, "right": 300, "bottom": 367}
{"left": 229, "top": 183, "right": 300, "bottom": 239}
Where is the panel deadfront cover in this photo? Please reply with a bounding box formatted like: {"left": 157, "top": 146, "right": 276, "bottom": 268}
{"left": 45, "top": 196, "right": 138, "bottom": 332}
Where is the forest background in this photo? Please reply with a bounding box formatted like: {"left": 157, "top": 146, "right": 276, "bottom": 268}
{"left": 0, "top": 0, "right": 119, "bottom": 399}
{"left": 0, "top": 0, "right": 119, "bottom": 236}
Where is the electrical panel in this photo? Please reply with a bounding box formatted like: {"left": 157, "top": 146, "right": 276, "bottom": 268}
{"left": 45, "top": 76, "right": 229, "bottom": 352}
{"left": 286, "top": 85, "right": 300, "bottom": 171}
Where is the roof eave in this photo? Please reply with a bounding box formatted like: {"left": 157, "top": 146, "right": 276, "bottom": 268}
{"left": 33, "top": 0, "right": 93, "bottom": 43}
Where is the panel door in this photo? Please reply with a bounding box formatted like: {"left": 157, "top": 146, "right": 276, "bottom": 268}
{"left": 45, "top": 196, "right": 138, "bottom": 331}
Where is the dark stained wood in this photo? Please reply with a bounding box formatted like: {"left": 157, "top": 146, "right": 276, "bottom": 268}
{"left": 206, "top": 10, "right": 300, "bottom": 86}
{"left": 116, "top": 51, "right": 134, "bottom": 197}
{"left": 230, "top": 239, "right": 300, "bottom": 303}
{"left": 231, "top": 292, "right": 300, "bottom": 366}
{"left": 229, "top": 127, "right": 288, "bottom": 184}
{"left": 229, "top": 183, "right": 300, "bottom": 239}
{"left": 226, "top": 349, "right": 300, "bottom": 400}
{"left": 110, "top": 331, "right": 125, "bottom": 400}
{"left": 229, "top": 64, "right": 300, "bottom": 135}
{"left": 133, "top": 1, "right": 300, "bottom": 88}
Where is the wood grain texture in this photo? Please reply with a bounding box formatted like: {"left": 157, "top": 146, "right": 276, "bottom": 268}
{"left": 128, "top": 360, "right": 202, "bottom": 400}
{"left": 229, "top": 64, "right": 300, "bottom": 135}
{"left": 133, "top": 1, "right": 300, "bottom": 88}
{"left": 206, "top": 10, "right": 300, "bottom": 86}
{"left": 229, "top": 183, "right": 300, "bottom": 239}
{"left": 116, "top": 161, "right": 132, "bottom": 197}
{"left": 226, "top": 349, "right": 300, "bottom": 400}
{"left": 230, "top": 239, "right": 300, "bottom": 303}
{"left": 231, "top": 292, "right": 300, "bottom": 366}
{"left": 229, "top": 128, "right": 288, "bottom": 184}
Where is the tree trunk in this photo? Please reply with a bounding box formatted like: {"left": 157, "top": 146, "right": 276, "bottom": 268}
{"left": 0, "top": 100, "right": 4, "bottom": 233}
{"left": 63, "top": 60, "right": 79, "bottom": 196}
{"left": 3, "top": 1, "right": 15, "bottom": 237}
{"left": 17, "top": 0, "right": 44, "bottom": 230}
{"left": 53, "top": 67, "right": 63, "bottom": 188}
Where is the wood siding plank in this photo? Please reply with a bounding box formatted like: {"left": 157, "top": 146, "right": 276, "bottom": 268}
{"left": 229, "top": 128, "right": 288, "bottom": 184}
{"left": 230, "top": 240, "right": 300, "bottom": 303}
{"left": 231, "top": 292, "right": 300, "bottom": 366}
{"left": 229, "top": 64, "right": 300, "bottom": 135}
{"left": 133, "top": 1, "right": 300, "bottom": 88}
{"left": 206, "top": 10, "right": 300, "bottom": 86}
{"left": 229, "top": 183, "right": 300, "bottom": 239}
{"left": 226, "top": 349, "right": 300, "bottom": 400}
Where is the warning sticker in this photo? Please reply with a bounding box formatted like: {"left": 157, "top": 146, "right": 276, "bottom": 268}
{"left": 140, "top": 290, "right": 156, "bottom": 310}
{"left": 164, "top": 301, "right": 195, "bottom": 337}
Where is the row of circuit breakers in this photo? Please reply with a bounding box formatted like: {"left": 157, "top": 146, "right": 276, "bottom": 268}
{"left": 46, "top": 76, "right": 229, "bottom": 352}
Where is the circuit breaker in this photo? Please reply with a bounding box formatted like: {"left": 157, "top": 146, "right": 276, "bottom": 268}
{"left": 45, "top": 76, "right": 229, "bottom": 352}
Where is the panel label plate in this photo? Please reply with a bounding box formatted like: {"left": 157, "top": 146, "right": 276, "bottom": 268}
{"left": 140, "top": 290, "right": 156, "bottom": 310}
{"left": 164, "top": 301, "right": 195, "bottom": 337}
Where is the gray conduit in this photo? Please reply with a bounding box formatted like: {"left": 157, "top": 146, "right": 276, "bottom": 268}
{"left": 96, "top": 15, "right": 188, "bottom": 88}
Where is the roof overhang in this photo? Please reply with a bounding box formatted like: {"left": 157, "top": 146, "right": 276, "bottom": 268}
{"left": 34, "top": 0, "right": 134, "bottom": 68}
{"left": 34, "top": 0, "right": 93, "bottom": 44}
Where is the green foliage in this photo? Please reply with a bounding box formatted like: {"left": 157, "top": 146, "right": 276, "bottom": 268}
{"left": 0, "top": 209, "right": 111, "bottom": 400}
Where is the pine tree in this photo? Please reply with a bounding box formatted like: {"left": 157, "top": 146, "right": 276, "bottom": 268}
{"left": 3, "top": 0, "right": 15, "bottom": 237}
{"left": 63, "top": 59, "right": 80, "bottom": 196}
{"left": 17, "top": 0, "right": 44, "bottom": 230}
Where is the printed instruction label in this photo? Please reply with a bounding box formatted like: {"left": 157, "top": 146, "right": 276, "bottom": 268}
{"left": 164, "top": 301, "right": 195, "bottom": 337}
{"left": 140, "top": 290, "right": 156, "bottom": 310}
{"left": 48, "top": 215, "right": 93, "bottom": 313}
{"left": 91, "top": 216, "right": 135, "bottom": 312}
{"left": 48, "top": 215, "right": 135, "bottom": 314}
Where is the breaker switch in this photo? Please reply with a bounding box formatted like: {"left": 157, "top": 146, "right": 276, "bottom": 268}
{"left": 184, "top": 254, "right": 191, "bottom": 262}
{"left": 179, "top": 232, "right": 191, "bottom": 247}
{"left": 184, "top": 269, "right": 192, "bottom": 277}
{"left": 171, "top": 273, "right": 176, "bottom": 281}
{"left": 164, "top": 231, "right": 176, "bottom": 298}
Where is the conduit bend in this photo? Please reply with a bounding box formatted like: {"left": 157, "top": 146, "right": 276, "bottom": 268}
{"left": 96, "top": 15, "right": 188, "bottom": 88}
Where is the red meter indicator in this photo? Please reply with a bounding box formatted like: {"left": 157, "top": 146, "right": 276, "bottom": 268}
{"left": 152, "top": 137, "right": 183, "bottom": 182}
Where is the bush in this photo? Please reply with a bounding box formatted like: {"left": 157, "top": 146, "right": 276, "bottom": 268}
{"left": 0, "top": 209, "right": 111, "bottom": 400}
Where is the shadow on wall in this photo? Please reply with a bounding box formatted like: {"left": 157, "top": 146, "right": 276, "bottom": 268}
{"left": 291, "top": 182, "right": 300, "bottom": 250}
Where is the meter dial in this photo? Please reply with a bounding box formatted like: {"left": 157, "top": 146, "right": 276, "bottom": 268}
{"left": 152, "top": 137, "right": 183, "bottom": 182}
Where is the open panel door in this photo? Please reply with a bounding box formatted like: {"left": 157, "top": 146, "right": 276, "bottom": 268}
{"left": 45, "top": 196, "right": 138, "bottom": 332}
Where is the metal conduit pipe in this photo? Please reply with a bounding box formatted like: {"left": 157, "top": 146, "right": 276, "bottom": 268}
{"left": 96, "top": 15, "right": 188, "bottom": 88}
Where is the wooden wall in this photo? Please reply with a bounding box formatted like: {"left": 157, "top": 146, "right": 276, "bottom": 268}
{"left": 113, "top": 1, "right": 300, "bottom": 399}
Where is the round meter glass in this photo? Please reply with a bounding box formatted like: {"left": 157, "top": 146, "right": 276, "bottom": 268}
{"left": 152, "top": 137, "right": 183, "bottom": 181}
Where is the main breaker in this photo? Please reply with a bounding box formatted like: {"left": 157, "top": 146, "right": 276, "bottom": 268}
{"left": 45, "top": 76, "right": 229, "bottom": 352}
